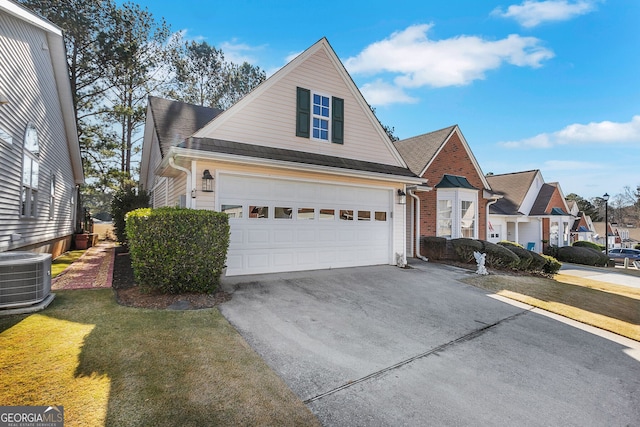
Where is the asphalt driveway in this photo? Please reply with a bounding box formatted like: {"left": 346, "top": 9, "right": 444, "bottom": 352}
{"left": 220, "top": 261, "right": 640, "bottom": 426}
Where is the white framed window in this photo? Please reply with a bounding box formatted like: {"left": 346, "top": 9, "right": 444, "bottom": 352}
{"left": 312, "top": 93, "right": 330, "bottom": 140}
{"left": 437, "top": 189, "right": 478, "bottom": 239}
{"left": 49, "top": 174, "right": 56, "bottom": 219}
{"left": 21, "top": 123, "right": 39, "bottom": 217}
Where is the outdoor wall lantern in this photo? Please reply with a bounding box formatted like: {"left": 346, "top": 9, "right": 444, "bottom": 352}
{"left": 202, "top": 169, "right": 214, "bottom": 192}
{"left": 397, "top": 189, "right": 406, "bottom": 205}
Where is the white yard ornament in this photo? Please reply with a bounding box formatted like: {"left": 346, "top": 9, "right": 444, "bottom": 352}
{"left": 473, "top": 251, "right": 488, "bottom": 275}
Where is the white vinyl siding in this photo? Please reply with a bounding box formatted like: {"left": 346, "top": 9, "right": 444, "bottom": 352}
{"left": 0, "top": 11, "right": 77, "bottom": 251}
{"left": 195, "top": 49, "right": 403, "bottom": 167}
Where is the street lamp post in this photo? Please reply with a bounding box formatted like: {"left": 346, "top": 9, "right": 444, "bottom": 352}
{"left": 603, "top": 193, "right": 610, "bottom": 259}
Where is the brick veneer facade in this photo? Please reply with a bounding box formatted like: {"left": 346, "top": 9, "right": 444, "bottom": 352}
{"left": 412, "top": 131, "right": 490, "bottom": 256}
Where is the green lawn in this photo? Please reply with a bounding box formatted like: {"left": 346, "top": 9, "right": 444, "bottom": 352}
{"left": 0, "top": 290, "right": 320, "bottom": 427}
{"left": 464, "top": 273, "right": 640, "bottom": 341}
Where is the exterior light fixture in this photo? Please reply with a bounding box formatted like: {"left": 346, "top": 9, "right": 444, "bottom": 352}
{"left": 0, "top": 94, "right": 9, "bottom": 105}
{"left": 202, "top": 169, "right": 214, "bottom": 192}
{"left": 603, "top": 192, "right": 609, "bottom": 259}
{"left": 397, "top": 189, "right": 406, "bottom": 205}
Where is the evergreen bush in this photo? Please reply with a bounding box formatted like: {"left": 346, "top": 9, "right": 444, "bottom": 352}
{"left": 498, "top": 241, "right": 533, "bottom": 270}
{"left": 573, "top": 240, "right": 605, "bottom": 252}
{"left": 555, "top": 246, "right": 609, "bottom": 267}
{"left": 542, "top": 254, "right": 562, "bottom": 275}
{"left": 126, "top": 207, "right": 230, "bottom": 294}
{"left": 421, "top": 236, "right": 448, "bottom": 260}
{"left": 111, "top": 186, "right": 149, "bottom": 246}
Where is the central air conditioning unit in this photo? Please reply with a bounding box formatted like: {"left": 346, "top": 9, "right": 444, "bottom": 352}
{"left": 0, "top": 252, "right": 55, "bottom": 315}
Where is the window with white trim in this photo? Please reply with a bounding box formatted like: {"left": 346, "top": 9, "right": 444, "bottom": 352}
{"left": 296, "top": 87, "right": 344, "bottom": 144}
{"left": 49, "top": 174, "right": 56, "bottom": 219}
{"left": 21, "top": 123, "right": 39, "bottom": 217}
{"left": 312, "top": 93, "right": 330, "bottom": 140}
{"left": 436, "top": 189, "right": 478, "bottom": 239}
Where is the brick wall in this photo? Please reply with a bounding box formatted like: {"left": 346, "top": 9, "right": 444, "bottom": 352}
{"left": 416, "top": 131, "right": 489, "bottom": 243}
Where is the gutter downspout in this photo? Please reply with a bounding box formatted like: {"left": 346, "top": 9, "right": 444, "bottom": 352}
{"left": 168, "top": 156, "right": 192, "bottom": 209}
{"left": 409, "top": 189, "right": 429, "bottom": 262}
{"left": 486, "top": 199, "right": 499, "bottom": 240}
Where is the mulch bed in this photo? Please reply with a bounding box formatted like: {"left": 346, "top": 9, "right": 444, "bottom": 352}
{"left": 112, "top": 246, "right": 231, "bottom": 309}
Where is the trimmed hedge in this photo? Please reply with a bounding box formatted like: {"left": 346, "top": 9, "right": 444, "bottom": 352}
{"left": 421, "top": 236, "right": 448, "bottom": 260}
{"left": 572, "top": 240, "right": 605, "bottom": 251}
{"left": 498, "top": 241, "right": 533, "bottom": 270}
{"left": 555, "top": 246, "right": 609, "bottom": 267}
{"left": 451, "top": 238, "right": 520, "bottom": 269}
{"left": 126, "top": 207, "right": 230, "bottom": 294}
{"left": 111, "top": 186, "right": 150, "bottom": 246}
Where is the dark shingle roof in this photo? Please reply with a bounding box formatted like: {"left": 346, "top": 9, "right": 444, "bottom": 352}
{"left": 178, "top": 137, "right": 418, "bottom": 178}
{"left": 393, "top": 125, "right": 456, "bottom": 176}
{"left": 435, "top": 174, "right": 478, "bottom": 190}
{"left": 485, "top": 170, "right": 538, "bottom": 215}
{"left": 148, "top": 96, "right": 223, "bottom": 157}
{"left": 530, "top": 183, "right": 557, "bottom": 215}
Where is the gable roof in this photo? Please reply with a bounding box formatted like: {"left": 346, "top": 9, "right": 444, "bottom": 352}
{"left": 485, "top": 170, "right": 539, "bottom": 215}
{"left": 148, "top": 96, "right": 223, "bottom": 158}
{"left": 192, "top": 37, "right": 407, "bottom": 168}
{"left": 393, "top": 125, "right": 491, "bottom": 189}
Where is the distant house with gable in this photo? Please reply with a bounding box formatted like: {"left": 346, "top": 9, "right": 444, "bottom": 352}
{"left": 485, "top": 170, "right": 573, "bottom": 252}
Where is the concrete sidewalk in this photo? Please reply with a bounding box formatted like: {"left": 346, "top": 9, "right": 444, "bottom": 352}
{"left": 560, "top": 263, "right": 640, "bottom": 289}
{"left": 51, "top": 241, "right": 115, "bottom": 290}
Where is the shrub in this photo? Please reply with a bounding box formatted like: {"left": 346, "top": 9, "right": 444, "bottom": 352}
{"left": 111, "top": 186, "right": 150, "bottom": 246}
{"left": 573, "top": 240, "right": 605, "bottom": 252}
{"left": 541, "top": 254, "right": 562, "bottom": 275}
{"left": 528, "top": 251, "right": 548, "bottom": 272}
{"left": 498, "top": 241, "right": 533, "bottom": 270}
{"left": 126, "top": 207, "right": 230, "bottom": 294}
{"left": 421, "top": 236, "right": 448, "bottom": 260}
{"left": 450, "top": 238, "right": 483, "bottom": 264}
{"left": 635, "top": 244, "right": 640, "bottom": 250}
{"left": 555, "top": 246, "right": 609, "bottom": 267}
{"left": 450, "top": 238, "right": 519, "bottom": 270}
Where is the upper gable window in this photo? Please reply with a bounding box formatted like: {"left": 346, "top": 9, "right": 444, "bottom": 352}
{"left": 296, "top": 87, "right": 344, "bottom": 144}
{"left": 312, "top": 94, "right": 330, "bottom": 140}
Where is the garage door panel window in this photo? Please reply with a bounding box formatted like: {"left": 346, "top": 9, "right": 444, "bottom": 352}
{"left": 275, "top": 207, "right": 293, "bottom": 219}
{"left": 320, "top": 209, "right": 335, "bottom": 220}
{"left": 340, "top": 209, "right": 354, "bottom": 220}
{"left": 222, "top": 204, "right": 243, "bottom": 218}
{"left": 375, "top": 211, "right": 387, "bottom": 221}
{"left": 358, "top": 211, "right": 371, "bottom": 221}
{"left": 297, "top": 207, "right": 315, "bottom": 220}
{"left": 250, "top": 206, "right": 269, "bottom": 218}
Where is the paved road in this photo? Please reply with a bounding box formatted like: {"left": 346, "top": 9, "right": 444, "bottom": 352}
{"left": 220, "top": 262, "right": 640, "bottom": 426}
{"left": 560, "top": 263, "right": 640, "bottom": 289}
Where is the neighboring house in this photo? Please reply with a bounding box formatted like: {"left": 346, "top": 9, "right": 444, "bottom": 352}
{"left": 0, "top": 0, "right": 83, "bottom": 258}
{"left": 567, "top": 200, "right": 597, "bottom": 243}
{"left": 593, "top": 222, "right": 639, "bottom": 250}
{"left": 393, "top": 125, "right": 499, "bottom": 257}
{"left": 485, "top": 170, "right": 573, "bottom": 252}
{"left": 140, "top": 38, "right": 425, "bottom": 276}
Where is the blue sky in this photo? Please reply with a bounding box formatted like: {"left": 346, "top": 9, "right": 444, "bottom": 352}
{"left": 130, "top": 0, "right": 638, "bottom": 202}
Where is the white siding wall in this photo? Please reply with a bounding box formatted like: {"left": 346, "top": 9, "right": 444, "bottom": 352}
{"left": 520, "top": 172, "right": 545, "bottom": 215}
{"left": 197, "top": 49, "right": 403, "bottom": 167}
{"left": 0, "top": 12, "right": 76, "bottom": 252}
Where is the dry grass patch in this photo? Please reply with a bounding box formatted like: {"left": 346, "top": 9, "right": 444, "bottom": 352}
{"left": 464, "top": 274, "right": 640, "bottom": 341}
{"left": 0, "top": 289, "right": 320, "bottom": 427}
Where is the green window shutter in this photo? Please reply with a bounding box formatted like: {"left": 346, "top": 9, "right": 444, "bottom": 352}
{"left": 296, "top": 87, "right": 310, "bottom": 138}
{"left": 332, "top": 96, "right": 344, "bottom": 144}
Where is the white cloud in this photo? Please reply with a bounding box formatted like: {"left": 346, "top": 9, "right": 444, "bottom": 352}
{"left": 219, "top": 39, "right": 265, "bottom": 65}
{"left": 493, "top": 0, "right": 597, "bottom": 28}
{"left": 500, "top": 115, "right": 640, "bottom": 148}
{"left": 344, "top": 24, "right": 554, "bottom": 89}
{"left": 359, "top": 80, "right": 418, "bottom": 106}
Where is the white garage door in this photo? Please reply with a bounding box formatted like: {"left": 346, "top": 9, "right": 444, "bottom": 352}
{"left": 218, "top": 173, "right": 393, "bottom": 276}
